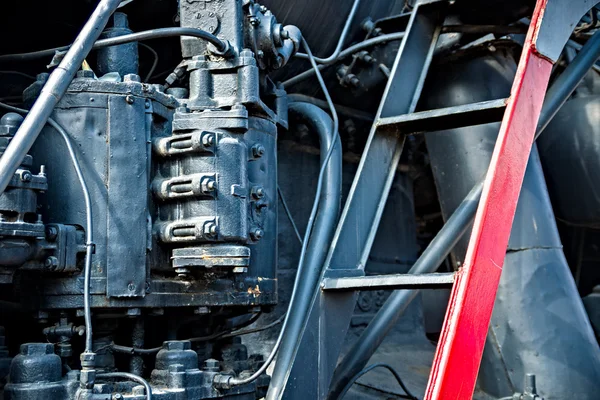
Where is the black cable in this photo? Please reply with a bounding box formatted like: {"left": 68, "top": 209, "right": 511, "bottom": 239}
{"left": 338, "top": 363, "right": 417, "bottom": 400}
{"left": 220, "top": 313, "right": 286, "bottom": 339}
{"left": 0, "top": 71, "right": 36, "bottom": 80}
{"left": 278, "top": 185, "right": 303, "bottom": 245}
{"left": 138, "top": 43, "right": 159, "bottom": 82}
{"left": 111, "top": 312, "right": 281, "bottom": 355}
{"left": 96, "top": 372, "right": 152, "bottom": 400}
{"left": 0, "top": 27, "right": 228, "bottom": 63}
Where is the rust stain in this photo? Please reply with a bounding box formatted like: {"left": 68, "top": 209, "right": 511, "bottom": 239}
{"left": 247, "top": 285, "right": 261, "bottom": 297}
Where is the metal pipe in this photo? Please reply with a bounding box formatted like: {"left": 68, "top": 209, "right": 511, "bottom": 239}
{"left": 0, "top": 0, "right": 123, "bottom": 199}
{"left": 326, "top": 27, "right": 600, "bottom": 400}
{"left": 294, "top": 0, "right": 362, "bottom": 64}
{"left": 0, "top": 102, "right": 95, "bottom": 356}
{"left": 283, "top": 32, "right": 405, "bottom": 88}
{"left": 266, "top": 102, "right": 343, "bottom": 400}
{"left": 96, "top": 372, "right": 152, "bottom": 400}
{"left": 227, "top": 37, "right": 340, "bottom": 388}
{"left": 0, "top": 27, "right": 228, "bottom": 63}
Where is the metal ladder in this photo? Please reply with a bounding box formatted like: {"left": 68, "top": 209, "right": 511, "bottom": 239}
{"left": 282, "top": 0, "right": 597, "bottom": 398}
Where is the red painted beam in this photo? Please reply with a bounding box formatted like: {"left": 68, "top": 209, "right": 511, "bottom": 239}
{"left": 424, "top": 0, "right": 553, "bottom": 398}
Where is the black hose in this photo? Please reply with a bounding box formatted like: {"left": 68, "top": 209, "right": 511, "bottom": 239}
{"left": 96, "top": 372, "right": 152, "bottom": 400}
{"left": 0, "top": 27, "right": 228, "bottom": 63}
{"left": 326, "top": 27, "right": 600, "bottom": 400}
{"left": 266, "top": 102, "right": 342, "bottom": 399}
{"left": 337, "top": 363, "right": 417, "bottom": 400}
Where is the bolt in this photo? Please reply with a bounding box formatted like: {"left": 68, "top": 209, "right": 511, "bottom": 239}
{"left": 252, "top": 186, "right": 265, "bottom": 199}
{"left": 202, "top": 132, "right": 215, "bottom": 147}
{"left": 177, "top": 105, "right": 190, "bottom": 114}
{"left": 39, "top": 165, "right": 46, "bottom": 177}
{"left": 357, "top": 51, "right": 375, "bottom": 64}
{"left": 250, "top": 228, "right": 264, "bottom": 241}
{"left": 19, "top": 170, "right": 32, "bottom": 182}
{"left": 126, "top": 308, "right": 141, "bottom": 316}
{"left": 201, "top": 177, "right": 217, "bottom": 194}
{"left": 125, "top": 95, "right": 135, "bottom": 104}
{"left": 203, "top": 358, "right": 220, "bottom": 372}
{"left": 124, "top": 74, "right": 141, "bottom": 83}
{"left": 44, "top": 256, "right": 59, "bottom": 271}
{"left": 145, "top": 100, "right": 151, "bottom": 109}
{"left": 249, "top": 16, "right": 260, "bottom": 26}
{"left": 203, "top": 222, "right": 218, "bottom": 238}
{"left": 257, "top": 50, "right": 264, "bottom": 59}
{"left": 252, "top": 144, "right": 265, "bottom": 158}
{"left": 259, "top": 5, "right": 268, "bottom": 13}
{"left": 127, "top": 283, "right": 136, "bottom": 292}
{"left": 175, "top": 267, "right": 190, "bottom": 278}
{"left": 164, "top": 341, "right": 191, "bottom": 351}
{"left": 46, "top": 226, "right": 58, "bottom": 241}
{"left": 113, "top": 394, "right": 124, "bottom": 400}
{"left": 194, "top": 306, "right": 210, "bottom": 315}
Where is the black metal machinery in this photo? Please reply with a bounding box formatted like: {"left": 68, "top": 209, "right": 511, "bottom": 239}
{"left": 0, "top": 0, "right": 598, "bottom": 399}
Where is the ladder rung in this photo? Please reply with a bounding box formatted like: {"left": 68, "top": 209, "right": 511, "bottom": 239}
{"left": 321, "top": 272, "right": 455, "bottom": 291}
{"left": 376, "top": 98, "right": 508, "bottom": 134}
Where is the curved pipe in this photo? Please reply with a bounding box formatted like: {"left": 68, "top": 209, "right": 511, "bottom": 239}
{"left": 266, "top": 102, "right": 342, "bottom": 399}
{"left": 0, "top": 27, "right": 228, "bottom": 63}
{"left": 327, "top": 27, "right": 600, "bottom": 400}
{"left": 294, "top": 0, "right": 362, "bottom": 64}
{"left": 96, "top": 372, "right": 152, "bottom": 400}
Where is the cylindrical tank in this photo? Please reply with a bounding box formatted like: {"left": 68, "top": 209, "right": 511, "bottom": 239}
{"left": 421, "top": 42, "right": 600, "bottom": 399}
{"left": 96, "top": 12, "right": 139, "bottom": 77}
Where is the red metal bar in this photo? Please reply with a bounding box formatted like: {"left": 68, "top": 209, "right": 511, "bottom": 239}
{"left": 424, "top": 0, "right": 553, "bottom": 398}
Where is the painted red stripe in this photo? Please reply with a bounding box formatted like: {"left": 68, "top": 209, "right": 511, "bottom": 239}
{"left": 424, "top": 0, "right": 552, "bottom": 398}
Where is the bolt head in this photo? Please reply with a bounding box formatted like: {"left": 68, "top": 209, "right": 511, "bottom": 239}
{"left": 252, "top": 144, "right": 266, "bottom": 158}
{"left": 201, "top": 177, "right": 217, "bottom": 194}
{"left": 203, "top": 358, "right": 220, "bottom": 372}
{"left": 44, "top": 256, "right": 59, "bottom": 271}
{"left": 194, "top": 306, "right": 210, "bottom": 315}
{"left": 19, "top": 170, "right": 32, "bottom": 182}
{"left": 127, "top": 283, "right": 136, "bottom": 292}
{"left": 203, "top": 222, "right": 218, "bottom": 238}
{"left": 163, "top": 340, "right": 191, "bottom": 351}
{"left": 201, "top": 132, "right": 215, "bottom": 147}
{"left": 125, "top": 95, "right": 135, "bottom": 104}
{"left": 124, "top": 74, "right": 141, "bottom": 83}
{"left": 251, "top": 228, "right": 264, "bottom": 241}
{"left": 20, "top": 343, "right": 54, "bottom": 356}
{"left": 46, "top": 226, "right": 58, "bottom": 241}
